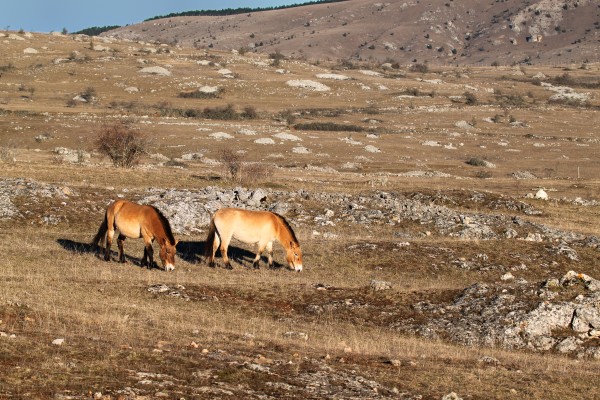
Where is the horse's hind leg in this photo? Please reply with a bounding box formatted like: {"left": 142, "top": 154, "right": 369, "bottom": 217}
{"left": 219, "top": 237, "right": 233, "bottom": 270}
{"left": 117, "top": 234, "right": 126, "bottom": 263}
{"left": 208, "top": 235, "right": 220, "bottom": 268}
{"left": 104, "top": 228, "right": 115, "bottom": 261}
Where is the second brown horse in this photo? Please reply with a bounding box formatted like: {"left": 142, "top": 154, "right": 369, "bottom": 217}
{"left": 92, "top": 200, "right": 178, "bottom": 271}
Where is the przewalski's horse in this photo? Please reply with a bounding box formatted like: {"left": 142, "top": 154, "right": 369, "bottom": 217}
{"left": 205, "top": 208, "right": 303, "bottom": 272}
{"left": 92, "top": 200, "right": 178, "bottom": 271}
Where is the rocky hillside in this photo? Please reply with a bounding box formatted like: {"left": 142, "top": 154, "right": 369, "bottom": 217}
{"left": 103, "top": 0, "right": 600, "bottom": 65}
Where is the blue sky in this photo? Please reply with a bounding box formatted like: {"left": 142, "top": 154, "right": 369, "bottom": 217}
{"left": 1, "top": 1, "right": 297, "bottom": 33}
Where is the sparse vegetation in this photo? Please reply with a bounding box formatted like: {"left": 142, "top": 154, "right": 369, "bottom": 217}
{"left": 178, "top": 88, "right": 222, "bottom": 99}
{"left": 410, "top": 63, "right": 429, "bottom": 73}
{"left": 294, "top": 121, "right": 365, "bottom": 132}
{"left": 241, "top": 162, "right": 273, "bottom": 185}
{"left": 466, "top": 157, "right": 487, "bottom": 167}
{"left": 80, "top": 86, "right": 97, "bottom": 102}
{"left": 95, "top": 123, "right": 151, "bottom": 168}
{"left": 218, "top": 148, "right": 243, "bottom": 181}
{"left": 464, "top": 91, "right": 478, "bottom": 105}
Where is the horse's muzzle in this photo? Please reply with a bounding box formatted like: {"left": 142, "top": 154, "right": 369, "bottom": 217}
{"left": 164, "top": 263, "right": 175, "bottom": 272}
{"left": 294, "top": 264, "right": 303, "bottom": 272}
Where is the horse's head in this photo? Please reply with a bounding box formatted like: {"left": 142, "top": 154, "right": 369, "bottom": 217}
{"left": 286, "top": 241, "right": 303, "bottom": 272}
{"left": 159, "top": 239, "right": 179, "bottom": 271}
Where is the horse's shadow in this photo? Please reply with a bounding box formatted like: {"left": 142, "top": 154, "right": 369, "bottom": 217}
{"left": 57, "top": 238, "right": 284, "bottom": 270}
{"left": 57, "top": 238, "right": 160, "bottom": 270}
{"left": 178, "top": 240, "right": 285, "bottom": 269}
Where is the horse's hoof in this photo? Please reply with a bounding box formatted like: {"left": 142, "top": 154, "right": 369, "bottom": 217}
{"left": 252, "top": 262, "right": 260, "bottom": 269}
{"left": 225, "top": 263, "right": 233, "bottom": 270}
{"left": 208, "top": 262, "right": 216, "bottom": 269}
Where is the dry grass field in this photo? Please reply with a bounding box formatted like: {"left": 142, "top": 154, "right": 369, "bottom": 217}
{"left": 1, "top": 31, "right": 600, "bottom": 399}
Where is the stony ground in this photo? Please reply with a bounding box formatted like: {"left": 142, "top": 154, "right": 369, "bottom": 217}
{"left": 1, "top": 30, "right": 600, "bottom": 399}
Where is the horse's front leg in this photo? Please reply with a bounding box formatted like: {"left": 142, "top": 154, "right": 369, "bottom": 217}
{"left": 252, "top": 244, "right": 263, "bottom": 269}
{"left": 266, "top": 241, "right": 274, "bottom": 269}
{"left": 117, "top": 234, "right": 126, "bottom": 263}
{"left": 142, "top": 242, "right": 154, "bottom": 269}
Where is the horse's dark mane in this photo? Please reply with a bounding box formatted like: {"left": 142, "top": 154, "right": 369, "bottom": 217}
{"left": 151, "top": 206, "right": 176, "bottom": 244}
{"left": 274, "top": 212, "right": 299, "bottom": 244}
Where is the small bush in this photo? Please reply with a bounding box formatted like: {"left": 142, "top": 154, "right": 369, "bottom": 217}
{"left": 277, "top": 110, "right": 297, "bottom": 125}
{"left": 242, "top": 162, "right": 273, "bottom": 185}
{"left": 466, "top": 157, "right": 487, "bottom": 167}
{"left": 269, "top": 50, "right": 286, "bottom": 66}
{"left": 496, "top": 93, "right": 525, "bottom": 107}
{"left": 81, "top": 87, "right": 97, "bottom": 102}
{"left": 95, "top": 123, "right": 151, "bottom": 168}
{"left": 0, "top": 63, "right": 15, "bottom": 73}
{"left": 218, "top": 149, "right": 243, "bottom": 181}
{"left": 203, "top": 104, "right": 238, "bottom": 120}
{"left": 294, "top": 122, "right": 364, "bottom": 132}
{"left": 475, "top": 170, "right": 493, "bottom": 179}
{"left": 178, "top": 89, "right": 221, "bottom": 99}
{"left": 410, "top": 63, "right": 429, "bottom": 73}
{"left": 240, "top": 106, "right": 258, "bottom": 119}
{"left": 0, "top": 147, "right": 15, "bottom": 163}
{"left": 464, "top": 91, "right": 478, "bottom": 105}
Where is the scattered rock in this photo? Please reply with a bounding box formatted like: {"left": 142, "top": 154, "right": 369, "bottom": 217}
{"left": 286, "top": 80, "right": 331, "bottom": 91}
{"left": 535, "top": 189, "right": 548, "bottom": 200}
{"left": 138, "top": 66, "right": 172, "bottom": 76}
{"left": 370, "top": 280, "right": 392, "bottom": 291}
{"left": 315, "top": 73, "right": 350, "bottom": 80}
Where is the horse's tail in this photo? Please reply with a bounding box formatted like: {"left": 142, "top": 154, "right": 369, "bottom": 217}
{"left": 91, "top": 211, "right": 108, "bottom": 248}
{"left": 204, "top": 217, "right": 217, "bottom": 259}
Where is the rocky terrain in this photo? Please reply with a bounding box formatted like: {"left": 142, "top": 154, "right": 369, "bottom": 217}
{"left": 104, "top": 0, "right": 600, "bottom": 65}
{"left": 0, "top": 28, "right": 599, "bottom": 399}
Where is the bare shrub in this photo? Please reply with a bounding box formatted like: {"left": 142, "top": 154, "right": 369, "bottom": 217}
{"left": 475, "top": 170, "right": 493, "bottom": 179}
{"left": 81, "top": 86, "right": 97, "bottom": 102}
{"left": 95, "top": 123, "right": 151, "bottom": 168}
{"left": 269, "top": 50, "right": 286, "bottom": 66}
{"left": 218, "top": 149, "right": 243, "bottom": 181}
{"left": 241, "top": 105, "right": 258, "bottom": 119}
{"left": 241, "top": 162, "right": 273, "bottom": 185}
{"left": 496, "top": 93, "right": 525, "bottom": 107}
{"left": 410, "top": 63, "right": 429, "bottom": 73}
{"left": 203, "top": 104, "right": 238, "bottom": 120}
{"left": 464, "top": 91, "right": 478, "bottom": 105}
{"left": 277, "top": 110, "right": 297, "bottom": 125}
{"left": 0, "top": 147, "right": 15, "bottom": 163}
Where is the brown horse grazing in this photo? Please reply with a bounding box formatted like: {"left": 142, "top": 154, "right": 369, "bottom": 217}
{"left": 92, "top": 200, "right": 178, "bottom": 271}
{"left": 205, "top": 208, "right": 303, "bottom": 272}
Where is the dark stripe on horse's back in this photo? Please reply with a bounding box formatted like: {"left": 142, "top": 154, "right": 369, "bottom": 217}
{"left": 274, "top": 212, "right": 299, "bottom": 244}
{"left": 152, "top": 206, "right": 176, "bottom": 244}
